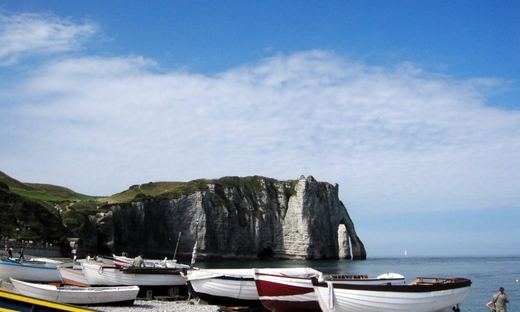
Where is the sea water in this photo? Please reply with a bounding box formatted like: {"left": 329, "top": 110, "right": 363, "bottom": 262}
{"left": 198, "top": 256, "right": 520, "bottom": 311}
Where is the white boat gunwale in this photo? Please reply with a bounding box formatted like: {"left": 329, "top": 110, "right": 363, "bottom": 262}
{"left": 312, "top": 276, "right": 471, "bottom": 292}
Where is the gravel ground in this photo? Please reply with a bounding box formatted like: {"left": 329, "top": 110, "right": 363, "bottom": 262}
{"left": 93, "top": 299, "right": 222, "bottom": 312}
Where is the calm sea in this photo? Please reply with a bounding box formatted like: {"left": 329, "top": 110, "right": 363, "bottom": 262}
{"left": 197, "top": 256, "right": 520, "bottom": 311}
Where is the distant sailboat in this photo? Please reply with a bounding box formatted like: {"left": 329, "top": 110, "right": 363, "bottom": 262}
{"left": 404, "top": 250, "right": 408, "bottom": 258}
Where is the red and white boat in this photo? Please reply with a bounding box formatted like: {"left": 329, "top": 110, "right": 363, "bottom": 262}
{"left": 312, "top": 276, "right": 471, "bottom": 312}
{"left": 254, "top": 268, "right": 405, "bottom": 312}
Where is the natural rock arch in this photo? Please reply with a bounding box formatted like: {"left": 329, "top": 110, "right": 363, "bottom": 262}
{"left": 93, "top": 175, "right": 367, "bottom": 260}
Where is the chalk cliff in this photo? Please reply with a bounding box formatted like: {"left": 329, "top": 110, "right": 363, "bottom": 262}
{"left": 91, "top": 175, "right": 367, "bottom": 260}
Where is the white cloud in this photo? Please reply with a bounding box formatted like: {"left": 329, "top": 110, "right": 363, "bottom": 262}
{"left": 0, "top": 11, "right": 97, "bottom": 65}
{"left": 1, "top": 14, "right": 519, "bottom": 217}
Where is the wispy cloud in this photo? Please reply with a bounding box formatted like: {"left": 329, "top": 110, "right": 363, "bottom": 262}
{"left": 0, "top": 11, "right": 97, "bottom": 65}
{"left": 1, "top": 13, "right": 519, "bottom": 217}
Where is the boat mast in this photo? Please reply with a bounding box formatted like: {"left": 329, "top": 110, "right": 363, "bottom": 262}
{"left": 190, "top": 219, "right": 199, "bottom": 269}
{"left": 173, "top": 232, "right": 181, "bottom": 260}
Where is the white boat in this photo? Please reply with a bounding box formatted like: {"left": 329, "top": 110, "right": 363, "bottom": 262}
{"left": 81, "top": 261, "right": 186, "bottom": 286}
{"left": 0, "top": 259, "right": 61, "bottom": 283}
{"left": 112, "top": 254, "right": 191, "bottom": 269}
{"left": 58, "top": 266, "right": 90, "bottom": 287}
{"left": 29, "top": 257, "right": 66, "bottom": 264}
{"left": 254, "top": 268, "right": 405, "bottom": 312}
{"left": 183, "top": 268, "right": 262, "bottom": 307}
{"left": 23, "top": 257, "right": 73, "bottom": 268}
{"left": 0, "top": 286, "right": 97, "bottom": 312}
{"left": 312, "top": 276, "right": 472, "bottom": 312}
{"left": 10, "top": 278, "right": 139, "bottom": 305}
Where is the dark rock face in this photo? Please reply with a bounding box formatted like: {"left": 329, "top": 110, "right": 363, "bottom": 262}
{"left": 0, "top": 186, "right": 71, "bottom": 253}
{"left": 92, "top": 175, "right": 367, "bottom": 260}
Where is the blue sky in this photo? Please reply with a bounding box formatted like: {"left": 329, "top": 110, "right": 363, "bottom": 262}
{"left": 1, "top": 1, "right": 519, "bottom": 257}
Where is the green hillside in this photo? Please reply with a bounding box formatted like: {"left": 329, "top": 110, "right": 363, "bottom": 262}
{"left": 0, "top": 170, "right": 38, "bottom": 191}
{"left": 0, "top": 171, "right": 94, "bottom": 202}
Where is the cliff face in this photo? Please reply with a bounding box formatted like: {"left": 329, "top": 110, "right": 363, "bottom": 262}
{"left": 92, "top": 175, "right": 367, "bottom": 260}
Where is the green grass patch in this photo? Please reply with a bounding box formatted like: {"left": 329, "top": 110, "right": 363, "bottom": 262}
{"left": 10, "top": 188, "right": 68, "bottom": 201}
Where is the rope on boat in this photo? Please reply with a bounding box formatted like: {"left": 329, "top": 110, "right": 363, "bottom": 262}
{"left": 235, "top": 275, "right": 243, "bottom": 305}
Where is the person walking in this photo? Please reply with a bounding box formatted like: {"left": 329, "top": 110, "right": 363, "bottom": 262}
{"left": 19, "top": 247, "right": 24, "bottom": 261}
{"left": 487, "top": 287, "right": 509, "bottom": 312}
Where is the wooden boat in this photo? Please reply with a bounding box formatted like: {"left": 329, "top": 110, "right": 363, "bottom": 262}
{"left": 81, "top": 261, "right": 186, "bottom": 286}
{"left": 312, "top": 276, "right": 472, "bottom": 312}
{"left": 183, "top": 268, "right": 262, "bottom": 307}
{"left": 0, "top": 258, "right": 61, "bottom": 283}
{"left": 0, "top": 286, "right": 97, "bottom": 312}
{"left": 58, "top": 266, "right": 90, "bottom": 287}
{"left": 254, "top": 268, "right": 405, "bottom": 312}
{"left": 10, "top": 278, "right": 139, "bottom": 306}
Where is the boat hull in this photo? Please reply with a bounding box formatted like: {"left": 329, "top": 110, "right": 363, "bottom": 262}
{"left": 58, "top": 267, "right": 90, "bottom": 287}
{"left": 81, "top": 262, "right": 185, "bottom": 286}
{"left": 11, "top": 278, "right": 139, "bottom": 305}
{"left": 254, "top": 268, "right": 322, "bottom": 312}
{"left": 312, "top": 277, "right": 471, "bottom": 312}
{"left": 185, "top": 269, "right": 262, "bottom": 307}
{"left": 0, "top": 259, "right": 61, "bottom": 283}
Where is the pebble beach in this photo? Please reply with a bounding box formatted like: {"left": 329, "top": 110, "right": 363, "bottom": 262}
{"left": 96, "top": 299, "right": 222, "bottom": 312}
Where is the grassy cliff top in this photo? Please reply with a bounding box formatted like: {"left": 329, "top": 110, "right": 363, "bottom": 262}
{"left": 104, "top": 176, "right": 297, "bottom": 203}
{"left": 1, "top": 171, "right": 297, "bottom": 205}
